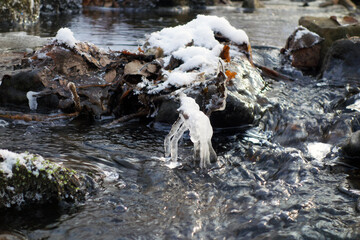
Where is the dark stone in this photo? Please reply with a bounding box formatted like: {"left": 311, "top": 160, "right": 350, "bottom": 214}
{"left": 0, "top": 71, "right": 45, "bottom": 108}
{"left": 342, "top": 130, "right": 360, "bottom": 157}
{"left": 210, "top": 93, "right": 256, "bottom": 127}
{"left": 242, "top": 0, "right": 264, "bottom": 8}
{"left": 321, "top": 37, "right": 360, "bottom": 84}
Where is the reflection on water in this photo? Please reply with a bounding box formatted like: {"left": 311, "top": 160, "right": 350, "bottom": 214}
{"left": 1, "top": 1, "right": 360, "bottom": 239}
{"left": 0, "top": 0, "right": 346, "bottom": 50}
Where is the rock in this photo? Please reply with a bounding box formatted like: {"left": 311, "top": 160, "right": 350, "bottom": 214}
{"left": 210, "top": 58, "right": 264, "bottom": 127}
{"left": 0, "top": 0, "right": 40, "bottom": 26}
{"left": 40, "top": 0, "right": 82, "bottom": 14}
{"left": 0, "top": 16, "right": 266, "bottom": 128}
{"left": 0, "top": 32, "right": 48, "bottom": 52}
{"left": 282, "top": 26, "right": 323, "bottom": 70}
{"left": 155, "top": 57, "right": 265, "bottom": 128}
{"left": 0, "top": 149, "right": 85, "bottom": 210}
{"left": 321, "top": 37, "right": 360, "bottom": 83}
{"left": 299, "top": 16, "right": 360, "bottom": 65}
{"left": 342, "top": 130, "right": 360, "bottom": 158}
{"left": 242, "top": 0, "right": 264, "bottom": 9}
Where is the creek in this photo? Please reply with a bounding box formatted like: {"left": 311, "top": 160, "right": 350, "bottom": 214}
{"left": 1, "top": 1, "right": 360, "bottom": 239}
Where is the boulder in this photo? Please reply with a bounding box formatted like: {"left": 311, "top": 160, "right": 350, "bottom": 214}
{"left": 40, "top": 0, "right": 82, "bottom": 14}
{"left": 242, "top": 0, "right": 264, "bottom": 9}
{"left": 321, "top": 37, "right": 360, "bottom": 84}
{"left": 281, "top": 26, "right": 323, "bottom": 70}
{"left": 299, "top": 16, "right": 360, "bottom": 65}
{"left": 0, "top": 149, "right": 85, "bottom": 210}
{"left": 0, "top": 0, "right": 40, "bottom": 26}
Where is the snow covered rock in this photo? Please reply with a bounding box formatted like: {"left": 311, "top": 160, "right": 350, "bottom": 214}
{"left": 0, "top": 149, "right": 85, "bottom": 210}
{"left": 142, "top": 15, "right": 265, "bottom": 127}
{"left": 281, "top": 26, "right": 323, "bottom": 70}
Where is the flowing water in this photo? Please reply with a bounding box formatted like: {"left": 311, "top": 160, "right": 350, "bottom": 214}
{"left": 1, "top": 1, "right": 360, "bottom": 239}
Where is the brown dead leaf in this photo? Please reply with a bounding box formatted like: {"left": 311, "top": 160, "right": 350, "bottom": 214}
{"left": 220, "top": 45, "right": 231, "bottom": 62}
{"left": 104, "top": 69, "right": 116, "bottom": 83}
{"left": 225, "top": 70, "right": 237, "bottom": 80}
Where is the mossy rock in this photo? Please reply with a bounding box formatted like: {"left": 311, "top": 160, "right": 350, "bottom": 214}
{"left": 0, "top": 0, "right": 40, "bottom": 26}
{"left": 0, "top": 150, "right": 85, "bottom": 210}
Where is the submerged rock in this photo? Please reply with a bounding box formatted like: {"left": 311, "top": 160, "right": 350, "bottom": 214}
{"left": 0, "top": 149, "right": 85, "bottom": 210}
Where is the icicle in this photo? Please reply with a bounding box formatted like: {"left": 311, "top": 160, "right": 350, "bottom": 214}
{"left": 26, "top": 91, "right": 39, "bottom": 110}
{"left": 164, "top": 93, "right": 217, "bottom": 169}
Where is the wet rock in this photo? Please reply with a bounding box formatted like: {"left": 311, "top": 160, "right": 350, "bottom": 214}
{"left": 342, "top": 130, "right": 360, "bottom": 158}
{"left": 321, "top": 37, "right": 360, "bottom": 83}
{"left": 0, "top": 149, "right": 85, "bottom": 210}
{"left": 281, "top": 26, "right": 323, "bottom": 70}
{"left": 299, "top": 16, "right": 360, "bottom": 64}
{"left": 40, "top": 0, "right": 82, "bottom": 14}
{"left": 210, "top": 59, "right": 264, "bottom": 127}
{"left": 242, "top": 0, "right": 264, "bottom": 9}
{"left": 0, "top": 0, "right": 40, "bottom": 26}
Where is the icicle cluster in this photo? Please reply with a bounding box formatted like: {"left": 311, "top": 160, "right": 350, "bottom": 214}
{"left": 164, "top": 94, "right": 217, "bottom": 169}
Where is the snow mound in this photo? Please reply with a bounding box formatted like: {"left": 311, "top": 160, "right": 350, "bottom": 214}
{"left": 54, "top": 27, "right": 79, "bottom": 48}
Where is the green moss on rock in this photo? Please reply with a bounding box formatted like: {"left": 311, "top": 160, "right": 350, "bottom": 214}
{"left": 0, "top": 150, "right": 85, "bottom": 210}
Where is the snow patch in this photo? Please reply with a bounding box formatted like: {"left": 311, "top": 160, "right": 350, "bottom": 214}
{"left": 0, "top": 149, "right": 55, "bottom": 178}
{"left": 54, "top": 28, "right": 79, "bottom": 48}
{"left": 147, "top": 15, "right": 248, "bottom": 54}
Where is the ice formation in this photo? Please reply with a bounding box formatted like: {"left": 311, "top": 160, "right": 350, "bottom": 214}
{"left": 54, "top": 27, "right": 79, "bottom": 48}
{"left": 164, "top": 94, "right": 217, "bottom": 169}
{"left": 26, "top": 91, "right": 38, "bottom": 110}
{"left": 141, "top": 15, "right": 250, "bottom": 94}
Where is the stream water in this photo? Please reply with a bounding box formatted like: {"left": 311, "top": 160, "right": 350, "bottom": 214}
{"left": 1, "top": 1, "right": 360, "bottom": 239}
